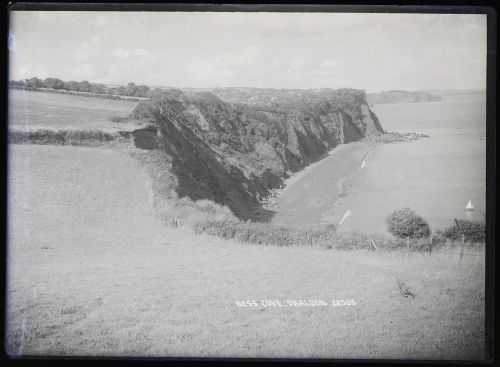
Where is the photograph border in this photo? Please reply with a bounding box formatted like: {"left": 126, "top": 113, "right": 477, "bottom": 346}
{"left": 2, "top": 2, "right": 497, "bottom": 365}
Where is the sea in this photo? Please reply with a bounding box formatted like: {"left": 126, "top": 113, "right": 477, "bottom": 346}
{"left": 334, "top": 91, "right": 487, "bottom": 234}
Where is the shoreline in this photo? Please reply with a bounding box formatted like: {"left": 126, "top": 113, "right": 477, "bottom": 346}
{"left": 266, "top": 133, "right": 426, "bottom": 230}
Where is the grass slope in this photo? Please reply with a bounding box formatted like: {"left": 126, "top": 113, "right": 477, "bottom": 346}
{"left": 6, "top": 144, "right": 485, "bottom": 359}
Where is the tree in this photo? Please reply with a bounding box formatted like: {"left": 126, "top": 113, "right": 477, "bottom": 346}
{"left": 135, "top": 84, "right": 150, "bottom": 98}
{"left": 115, "top": 86, "right": 126, "bottom": 96}
{"left": 78, "top": 80, "right": 91, "bottom": 93}
{"left": 64, "top": 81, "right": 80, "bottom": 91}
{"left": 9, "top": 79, "right": 27, "bottom": 88}
{"left": 442, "top": 219, "right": 485, "bottom": 243}
{"left": 26, "top": 77, "right": 44, "bottom": 88}
{"left": 90, "top": 83, "right": 105, "bottom": 94}
{"left": 386, "top": 208, "right": 430, "bottom": 239}
{"left": 125, "top": 82, "right": 138, "bottom": 97}
{"left": 43, "top": 77, "right": 65, "bottom": 90}
{"left": 147, "top": 88, "right": 164, "bottom": 98}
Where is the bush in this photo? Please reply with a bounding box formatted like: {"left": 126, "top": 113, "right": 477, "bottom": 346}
{"left": 410, "top": 237, "right": 433, "bottom": 252}
{"left": 386, "top": 208, "right": 431, "bottom": 239}
{"left": 9, "top": 129, "right": 119, "bottom": 146}
{"left": 337, "top": 231, "right": 369, "bottom": 250}
{"left": 441, "top": 219, "right": 485, "bottom": 243}
{"left": 325, "top": 223, "right": 337, "bottom": 232}
{"left": 132, "top": 101, "right": 154, "bottom": 120}
{"left": 191, "top": 220, "right": 385, "bottom": 249}
{"left": 431, "top": 230, "right": 448, "bottom": 246}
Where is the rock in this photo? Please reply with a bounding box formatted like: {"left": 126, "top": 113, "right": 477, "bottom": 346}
{"left": 130, "top": 88, "right": 384, "bottom": 220}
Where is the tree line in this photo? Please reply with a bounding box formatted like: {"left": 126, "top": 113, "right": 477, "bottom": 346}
{"left": 9, "top": 77, "right": 155, "bottom": 98}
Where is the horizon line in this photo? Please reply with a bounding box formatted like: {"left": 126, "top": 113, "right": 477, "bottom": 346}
{"left": 9, "top": 76, "right": 486, "bottom": 95}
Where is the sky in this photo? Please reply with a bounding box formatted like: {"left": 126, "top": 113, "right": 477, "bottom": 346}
{"left": 8, "top": 11, "right": 487, "bottom": 92}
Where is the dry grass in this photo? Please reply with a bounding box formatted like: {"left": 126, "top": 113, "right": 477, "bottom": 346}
{"left": 6, "top": 232, "right": 485, "bottom": 359}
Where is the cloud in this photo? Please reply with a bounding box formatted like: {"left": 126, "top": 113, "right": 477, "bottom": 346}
{"left": 9, "top": 11, "right": 487, "bottom": 90}
{"left": 182, "top": 58, "right": 234, "bottom": 86}
{"left": 213, "top": 46, "right": 262, "bottom": 68}
{"left": 71, "top": 63, "right": 97, "bottom": 80}
{"left": 94, "top": 12, "right": 145, "bottom": 27}
{"left": 13, "top": 63, "right": 50, "bottom": 80}
{"left": 75, "top": 35, "right": 105, "bottom": 61}
{"left": 319, "top": 60, "right": 338, "bottom": 69}
{"left": 111, "top": 48, "right": 156, "bottom": 60}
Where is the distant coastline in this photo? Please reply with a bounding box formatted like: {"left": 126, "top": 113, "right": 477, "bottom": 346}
{"left": 367, "top": 90, "right": 442, "bottom": 106}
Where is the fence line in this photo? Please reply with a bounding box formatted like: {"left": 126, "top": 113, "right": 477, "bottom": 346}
{"left": 440, "top": 252, "right": 485, "bottom": 257}
{"left": 417, "top": 251, "right": 484, "bottom": 257}
{"left": 438, "top": 244, "right": 486, "bottom": 247}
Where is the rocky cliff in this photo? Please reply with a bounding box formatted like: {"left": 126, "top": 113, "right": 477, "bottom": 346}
{"left": 128, "top": 88, "right": 384, "bottom": 220}
{"left": 366, "top": 90, "right": 442, "bottom": 106}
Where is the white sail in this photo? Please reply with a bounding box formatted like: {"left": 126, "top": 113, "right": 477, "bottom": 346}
{"left": 339, "top": 210, "right": 352, "bottom": 227}
{"left": 465, "top": 200, "right": 474, "bottom": 211}
{"left": 360, "top": 160, "right": 366, "bottom": 169}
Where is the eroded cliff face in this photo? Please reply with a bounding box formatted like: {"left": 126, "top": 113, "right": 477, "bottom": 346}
{"left": 129, "top": 88, "right": 383, "bottom": 220}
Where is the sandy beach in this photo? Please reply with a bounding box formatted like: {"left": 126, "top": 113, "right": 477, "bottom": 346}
{"left": 268, "top": 138, "right": 380, "bottom": 230}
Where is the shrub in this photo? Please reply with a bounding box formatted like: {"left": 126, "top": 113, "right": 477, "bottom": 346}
{"left": 410, "top": 237, "right": 433, "bottom": 252}
{"left": 9, "top": 129, "right": 119, "bottom": 146}
{"left": 386, "top": 208, "right": 431, "bottom": 239}
{"left": 431, "top": 230, "right": 448, "bottom": 246}
{"left": 325, "top": 223, "right": 337, "bottom": 232}
{"left": 132, "top": 101, "right": 153, "bottom": 120}
{"left": 337, "top": 231, "right": 369, "bottom": 250}
{"left": 441, "top": 219, "right": 485, "bottom": 243}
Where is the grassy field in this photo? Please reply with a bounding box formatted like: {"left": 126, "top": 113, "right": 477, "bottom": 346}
{"left": 6, "top": 144, "right": 485, "bottom": 360}
{"left": 8, "top": 89, "right": 137, "bottom": 131}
